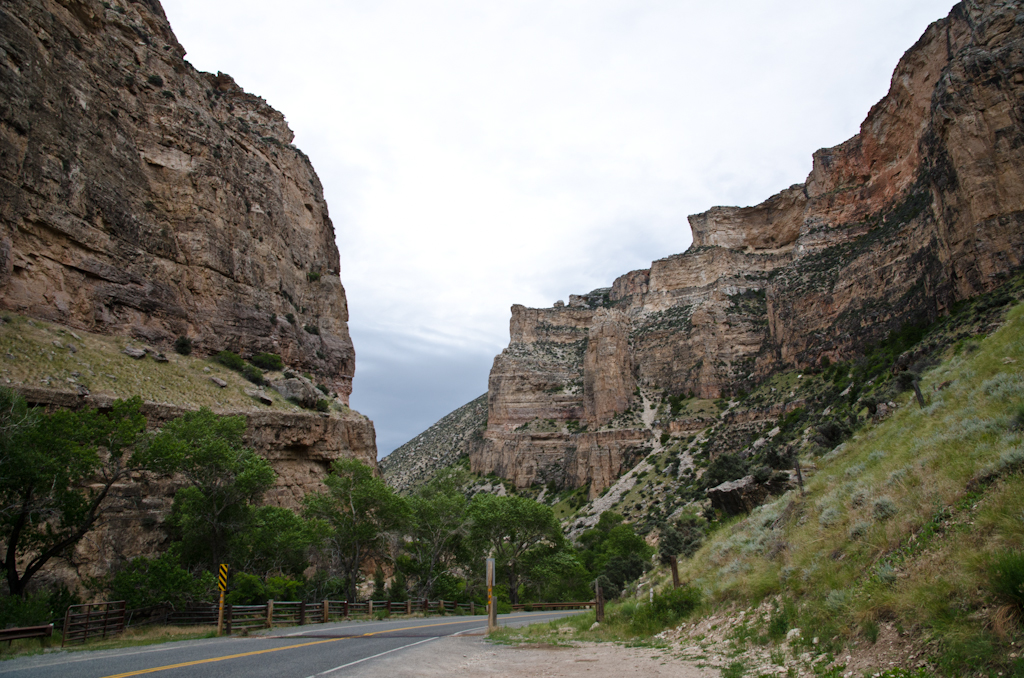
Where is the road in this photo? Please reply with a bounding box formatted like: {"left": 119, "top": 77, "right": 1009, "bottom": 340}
{"left": 0, "top": 611, "right": 582, "bottom": 678}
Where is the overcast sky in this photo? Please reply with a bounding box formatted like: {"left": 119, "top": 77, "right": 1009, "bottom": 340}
{"left": 160, "top": 0, "right": 957, "bottom": 457}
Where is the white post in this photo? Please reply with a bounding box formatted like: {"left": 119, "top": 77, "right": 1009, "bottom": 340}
{"left": 486, "top": 557, "right": 497, "bottom": 632}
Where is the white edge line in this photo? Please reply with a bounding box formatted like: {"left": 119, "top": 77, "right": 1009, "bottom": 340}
{"left": 307, "top": 636, "right": 438, "bottom": 677}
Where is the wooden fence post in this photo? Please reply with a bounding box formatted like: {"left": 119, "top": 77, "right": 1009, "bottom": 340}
{"left": 299, "top": 601, "right": 306, "bottom": 626}
{"left": 266, "top": 600, "right": 274, "bottom": 628}
{"left": 368, "top": 600, "right": 374, "bottom": 616}
{"left": 406, "top": 600, "right": 412, "bottom": 615}
{"left": 595, "top": 581, "right": 605, "bottom": 623}
{"left": 225, "top": 603, "right": 233, "bottom": 635}
{"left": 323, "top": 600, "right": 330, "bottom": 624}
{"left": 386, "top": 600, "right": 391, "bottom": 614}
{"left": 343, "top": 601, "right": 348, "bottom": 618}
{"left": 670, "top": 555, "right": 680, "bottom": 589}
{"left": 471, "top": 601, "right": 475, "bottom": 616}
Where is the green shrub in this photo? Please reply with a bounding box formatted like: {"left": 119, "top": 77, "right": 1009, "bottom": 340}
{"left": 872, "top": 497, "right": 899, "bottom": 521}
{"left": 214, "top": 350, "right": 245, "bottom": 371}
{"left": 147, "top": 74, "right": 163, "bottom": 87}
{"left": 0, "top": 585, "right": 78, "bottom": 627}
{"left": 242, "top": 364, "right": 264, "bottom": 386}
{"left": 107, "top": 551, "right": 213, "bottom": 610}
{"left": 303, "top": 324, "right": 320, "bottom": 335}
{"left": 286, "top": 313, "right": 296, "bottom": 325}
{"left": 627, "top": 585, "right": 701, "bottom": 634}
{"left": 316, "top": 384, "right": 329, "bottom": 395}
{"left": 315, "top": 399, "right": 331, "bottom": 413}
{"left": 174, "top": 336, "right": 193, "bottom": 356}
{"left": 307, "top": 271, "right": 321, "bottom": 282}
{"left": 660, "top": 433, "right": 670, "bottom": 446}
{"left": 251, "top": 352, "right": 284, "bottom": 371}
{"left": 988, "top": 549, "right": 1024, "bottom": 611}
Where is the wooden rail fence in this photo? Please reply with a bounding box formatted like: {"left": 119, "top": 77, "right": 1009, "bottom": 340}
{"left": 61, "top": 598, "right": 595, "bottom": 643}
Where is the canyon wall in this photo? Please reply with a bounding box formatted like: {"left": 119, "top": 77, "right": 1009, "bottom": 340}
{"left": 0, "top": 0, "right": 380, "bottom": 580}
{"left": 472, "top": 0, "right": 1024, "bottom": 496}
{"left": 0, "top": 0, "right": 356, "bottom": 400}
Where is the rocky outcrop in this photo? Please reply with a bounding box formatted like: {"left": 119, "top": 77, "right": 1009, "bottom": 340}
{"left": 381, "top": 394, "right": 488, "bottom": 493}
{"left": 707, "top": 476, "right": 770, "bottom": 516}
{"left": 16, "top": 384, "right": 377, "bottom": 583}
{"left": 16, "top": 385, "right": 378, "bottom": 509}
{"left": 471, "top": 0, "right": 1024, "bottom": 495}
{"left": 583, "top": 310, "right": 634, "bottom": 427}
{"left": 0, "top": 0, "right": 356, "bottom": 400}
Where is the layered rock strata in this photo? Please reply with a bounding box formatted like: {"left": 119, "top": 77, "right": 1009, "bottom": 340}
{"left": 472, "top": 0, "right": 1024, "bottom": 495}
{"left": 0, "top": 0, "right": 356, "bottom": 399}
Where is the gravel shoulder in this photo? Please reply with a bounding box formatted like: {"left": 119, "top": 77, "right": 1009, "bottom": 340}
{"left": 360, "top": 635, "right": 718, "bottom": 678}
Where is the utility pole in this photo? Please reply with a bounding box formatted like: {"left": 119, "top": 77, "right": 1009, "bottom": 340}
{"left": 594, "top": 579, "right": 604, "bottom": 623}
{"left": 669, "top": 555, "right": 680, "bottom": 589}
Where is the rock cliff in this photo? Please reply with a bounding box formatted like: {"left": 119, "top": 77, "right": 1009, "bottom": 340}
{"left": 0, "top": 0, "right": 356, "bottom": 400}
{"left": 472, "top": 0, "right": 1024, "bottom": 496}
{"left": 0, "top": 0, "right": 379, "bottom": 581}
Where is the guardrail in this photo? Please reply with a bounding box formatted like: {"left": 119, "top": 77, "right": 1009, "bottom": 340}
{"left": 0, "top": 624, "right": 53, "bottom": 645}
{"left": 511, "top": 602, "right": 595, "bottom": 611}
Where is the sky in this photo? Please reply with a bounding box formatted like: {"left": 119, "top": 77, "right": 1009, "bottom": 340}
{"left": 159, "top": 0, "right": 957, "bottom": 457}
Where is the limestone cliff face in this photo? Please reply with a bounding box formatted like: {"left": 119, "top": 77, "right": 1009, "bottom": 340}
{"left": 472, "top": 0, "right": 1024, "bottom": 495}
{"left": 0, "top": 0, "right": 379, "bottom": 582}
{"left": 0, "top": 0, "right": 356, "bottom": 400}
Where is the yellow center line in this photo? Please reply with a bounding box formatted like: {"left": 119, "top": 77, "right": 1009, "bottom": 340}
{"left": 100, "top": 637, "right": 347, "bottom": 678}
{"left": 100, "top": 611, "right": 569, "bottom": 678}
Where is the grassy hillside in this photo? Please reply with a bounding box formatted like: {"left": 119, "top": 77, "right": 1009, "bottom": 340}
{"left": 0, "top": 312, "right": 349, "bottom": 415}
{"left": 502, "top": 298, "right": 1024, "bottom": 676}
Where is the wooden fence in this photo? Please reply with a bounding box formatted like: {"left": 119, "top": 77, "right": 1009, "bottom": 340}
{"left": 64, "top": 597, "right": 595, "bottom": 643}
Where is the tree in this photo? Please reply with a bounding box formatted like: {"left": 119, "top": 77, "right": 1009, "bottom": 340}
{"left": 303, "top": 459, "right": 409, "bottom": 602}
{"left": 0, "top": 388, "right": 148, "bottom": 597}
{"left": 231, "top": 505, "right": 313, "bottom": 579}
{"left": 139, "top": 408, "right": 275, "bottom": 570}
{"left": 468, "top": 494, "right": 562, "bottom": 605}
{"left": 402, "top": 470, "right": 472, "bottom": 599}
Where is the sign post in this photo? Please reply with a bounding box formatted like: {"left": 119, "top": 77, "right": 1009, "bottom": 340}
{"left": 486, "top": 557, "right": 497, "bottom": 633}
{"left": 216, "top": 564, "right": 228, "bottom": 636}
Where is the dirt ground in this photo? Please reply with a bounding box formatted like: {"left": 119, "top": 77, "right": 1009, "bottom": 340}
{"left": 363, "top": 635, "right": 719, "bottom": 677}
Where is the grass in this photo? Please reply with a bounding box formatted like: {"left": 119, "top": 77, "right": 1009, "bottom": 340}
{"left": 666, "top": 300, "right": 1024, "bottom": 674}
{"left": 0, "top": 313, "right": 321, "bottom": 414}
{"left": 0, "top": 626, "right": 216, "bottom": 660}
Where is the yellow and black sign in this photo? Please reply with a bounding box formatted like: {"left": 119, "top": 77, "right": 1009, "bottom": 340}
{"left": 218, "top": 564, "right": 229, "bottom": 592}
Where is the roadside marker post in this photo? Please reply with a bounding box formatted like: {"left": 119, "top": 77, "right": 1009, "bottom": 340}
{"left": 486, "top": 557, "right": 497, "bottom": 632}
{"left": 217, "top": 564, "right": 228, "bottom": 636}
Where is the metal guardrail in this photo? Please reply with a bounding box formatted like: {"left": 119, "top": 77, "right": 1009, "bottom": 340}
{"left": 511, "top": 602, "right": 595, "bottom": 611}
{"left": 0, "top": 624, "right": 53, "bottom": 645}
{"left": 62, "top": 601, "right": 126, "bottom": 647}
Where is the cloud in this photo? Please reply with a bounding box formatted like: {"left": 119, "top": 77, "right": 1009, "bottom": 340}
{"left": 348, "top": 326, "right": 494, "bottom": 455}
{"left": 160, "top": 0, "right": 958, "bottom": 456}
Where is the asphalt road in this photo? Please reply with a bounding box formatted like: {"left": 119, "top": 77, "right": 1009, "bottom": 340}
{"left": 0, "top": 611, "right": 581, "bottom": 678}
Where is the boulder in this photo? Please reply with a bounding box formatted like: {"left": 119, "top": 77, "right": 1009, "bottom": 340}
{"left": 122, "top": 347, "right": 146, "bottom": 359}
{"left": 210, "top": 377, "right": 227, "bottom": 388}
{"left": 707, "top": 475, "right": 769, "bottom": 515}
{"left": 271, "top": 377, "right": 321, "bottom": 409}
